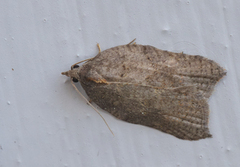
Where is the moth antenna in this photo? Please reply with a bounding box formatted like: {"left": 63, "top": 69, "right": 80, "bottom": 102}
{"left": 71, "top": 58, "right": 94, "bottom": 69}
{"left": 70, "top": 80, "right": 114, "bottom": 136}
{"left": 127, "top": 38, "right": 136, "bottom": 45}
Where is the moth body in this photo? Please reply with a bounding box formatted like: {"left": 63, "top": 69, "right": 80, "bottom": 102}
{"left": 62, "top": 43, "right": 226, "bottom": 140}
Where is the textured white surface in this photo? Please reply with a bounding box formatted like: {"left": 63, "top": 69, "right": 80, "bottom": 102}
{"left": 1, "top": 0, "right": 239, "bottom": 166}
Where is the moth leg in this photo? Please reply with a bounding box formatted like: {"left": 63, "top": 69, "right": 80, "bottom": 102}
{"left": 97, "top": 43, "right": 101, "bottom": 53}
{"left": 127, "top": 38, "right": 136, "bottom": 45}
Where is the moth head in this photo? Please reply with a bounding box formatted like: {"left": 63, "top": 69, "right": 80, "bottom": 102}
{"left": 61, "top": 64, "right": 80, "bottom": 83}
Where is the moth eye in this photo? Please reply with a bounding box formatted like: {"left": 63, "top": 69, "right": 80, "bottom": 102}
{"left": 71, "top": 64, "right": 79, "bottom": 70}
{"left": 72, "top": 77, "right": 78, "bottom": 83}
{"left": 73, "top": 65, "right": 79, "bottom": 69}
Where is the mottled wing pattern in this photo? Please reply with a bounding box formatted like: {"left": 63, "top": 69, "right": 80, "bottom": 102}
{"left": 80, "top": 81, "right": 212, "bottom": 140}
{"left": 79, "top": 44, "right": 226, "bottom": 140}
{"left": 124, "top": 44, "right": 226, "bottom": 98}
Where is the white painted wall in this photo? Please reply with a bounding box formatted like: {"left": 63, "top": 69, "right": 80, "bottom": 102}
{"left": 1, "top": 0, "right": 239, "bottom": 166}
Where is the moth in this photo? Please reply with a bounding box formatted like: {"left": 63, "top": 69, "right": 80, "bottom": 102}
{"left": 62, "top": 39, "right": 226, "bottom": 140}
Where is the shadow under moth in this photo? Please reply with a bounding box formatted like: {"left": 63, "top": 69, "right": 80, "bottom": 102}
{"left": 62, "top": 39, "right": 226, "bottom": 140}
